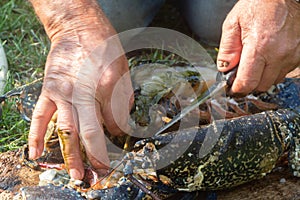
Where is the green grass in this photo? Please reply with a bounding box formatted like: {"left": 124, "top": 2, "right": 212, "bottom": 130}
{"left": 0, "top": 0, "right": 49, "bottom": 152}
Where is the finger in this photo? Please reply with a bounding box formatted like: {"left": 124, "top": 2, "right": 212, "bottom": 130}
{"left": 255, "top": 64, "right": 281, "bottom": 92}
{"left": 102, "top": 71, "right": 133, "bottom": 136}
{"left": 230, "top": 43, "right": 265, "bottom": 95}
{"left": 76, "top": 103, "right": 110, "bottom": 169}
{"left": 276, "top": 65, "right": 300, "bottom": 82}
{"left": 56, "top": 102, "right": 84, "bottom": 180}
{"left": 217, "top": 12, "right": 242, "bottom": 71}
{"left": 86, "top": 151, "right": 110, "bottom": 176}
{"left": 274, "top": 73, "right": 286, "bottom": 84}
{"left": 28, "top": 95, "right": 56, "bottom": 159}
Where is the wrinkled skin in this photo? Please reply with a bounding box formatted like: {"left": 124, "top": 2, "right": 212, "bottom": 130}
{"left": 217, "top": 0, "right": 300, "bottom": 95}
{"left": 28, "top": 0, "right": 300, "bottom": 181}
{"left": 28, "top": 0, "right": 133, "bottom": 180}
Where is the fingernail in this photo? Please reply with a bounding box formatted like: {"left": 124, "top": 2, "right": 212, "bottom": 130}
{"left": 70, "top": 169, "right": 82, "bottom": 180}
{"left": 29, "top": 147, "right": 37, "bottom": 159}
{"left": 217, "top": 61, "right": 230, "bottom": 68}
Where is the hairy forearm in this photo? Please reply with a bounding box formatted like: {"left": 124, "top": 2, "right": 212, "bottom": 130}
{"left": 29, "top": 0, "right": 113, "bottom": 42}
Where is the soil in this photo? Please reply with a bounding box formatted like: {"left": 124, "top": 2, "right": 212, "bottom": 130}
{"left": 0, "top": 149, "right": 40, "bottom": 199}
{"left": 218, "top": 166, "right": 300, "bottom": 200}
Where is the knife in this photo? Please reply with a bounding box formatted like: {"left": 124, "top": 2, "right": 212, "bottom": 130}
{"left": 154, "top": 67, "right": 238, "bottom": 136}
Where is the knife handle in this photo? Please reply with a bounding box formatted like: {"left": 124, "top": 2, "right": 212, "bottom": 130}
{"left": 216, "top": 66, "right": 238, "bottom": 88}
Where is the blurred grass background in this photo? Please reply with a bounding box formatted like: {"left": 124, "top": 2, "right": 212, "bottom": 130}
{"left": 0, "top": 0, "right": 48, "bottom": 152}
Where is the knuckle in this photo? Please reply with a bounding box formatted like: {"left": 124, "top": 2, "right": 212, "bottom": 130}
{"left": 28, "top": 133, "right": 40, "bottom": 144}
{"left": 32, "top": 108, "right": 45, "bottom": 120}
{"left": 81, "top": 130, "right": 98, "bottom": 141}
{"left": 222, "top": 15, "right": 239, "bottom": 32}
{"left": 62, "top": 151, "right": 79, "bottom": 162}
{"left": 28, "top": 130, "right": 44, "bottom": 149}
{"left": 58, "top": 124, "right": 77, "bottom": 134}
{"left": 43, "top": 78, "right": 74, "bottom": 98}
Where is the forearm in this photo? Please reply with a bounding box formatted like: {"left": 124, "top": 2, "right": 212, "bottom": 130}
{"left": 29, "top": 0, "right": 114, "bottom": 42}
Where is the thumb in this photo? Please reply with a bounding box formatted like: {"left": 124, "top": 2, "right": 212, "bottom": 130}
{"left": 217, "top": 12, "right": 242, "bottom": 71}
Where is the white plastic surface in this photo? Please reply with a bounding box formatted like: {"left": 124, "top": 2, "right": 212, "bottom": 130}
{"left": 0, "top": 43, "right": 8, "bottom": 94}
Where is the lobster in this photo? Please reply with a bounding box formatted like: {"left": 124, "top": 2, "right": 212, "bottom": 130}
{"left": 0, "top": 62, "right": 299, "bottom": 199}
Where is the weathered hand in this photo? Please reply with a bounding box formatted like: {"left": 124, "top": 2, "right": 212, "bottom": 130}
{"left": 28, "top": 0, "right": 133, "bottom": 179}
{"left": 217, "top": 0, "right": 300, "bottom": 95}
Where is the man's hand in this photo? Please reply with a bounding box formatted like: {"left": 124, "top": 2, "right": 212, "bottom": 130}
{"left": 217, "top": 0, "right": 300, "bottom": 95}
{"left": 28, "top": 0, "right": 133, "bottom": 179}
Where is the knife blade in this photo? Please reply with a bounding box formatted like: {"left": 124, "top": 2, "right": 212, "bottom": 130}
{"left": 154, "top": 67, "right": 237, "bottom": 136}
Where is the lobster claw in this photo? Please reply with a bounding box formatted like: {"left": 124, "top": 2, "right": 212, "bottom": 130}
{"left": 0, "top": 78, "right": 43, "bottom": 122}
{"left": 0, "top": 95, "right": 6, "bottom": 120}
